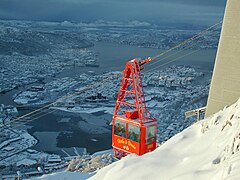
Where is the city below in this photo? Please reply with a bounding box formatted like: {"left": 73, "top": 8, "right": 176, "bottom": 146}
{"left": 0, "top": 19, "right": 219, "bottom": 179}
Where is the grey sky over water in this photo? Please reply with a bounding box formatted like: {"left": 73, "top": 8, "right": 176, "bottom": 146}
{"left": 0, "top": 0, "right": 226, "bottom": 26}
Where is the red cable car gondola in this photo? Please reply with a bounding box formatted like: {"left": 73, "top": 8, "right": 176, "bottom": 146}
{"left": 112, "top": 57, "right": 157, "bottom": 158}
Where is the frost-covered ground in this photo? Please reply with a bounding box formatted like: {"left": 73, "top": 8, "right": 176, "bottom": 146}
{"left": 38, "top": 98, "right": 240, "bottom": 180}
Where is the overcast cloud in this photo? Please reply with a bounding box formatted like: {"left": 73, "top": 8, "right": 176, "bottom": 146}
{"left": 0, "top": 0, "right": 226, "bottom": 26}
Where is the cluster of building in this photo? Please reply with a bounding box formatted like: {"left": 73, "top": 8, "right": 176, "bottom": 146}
{"left": 13, "top": 77, "right": 79, "bottom": 106}
{"left": 82, "top": 21, "right": 220, "bottom": 50}
{"left": 0, "top": 126, "right": 86, "bottom": 179}
{"left": 53, "top": 72, "right": 120, "bottom": 111}
{"left": 0, "top": 20, "right": 100, "bottom": 94}
{"left": 142, "top": 66, "right": 209, "bottom": 142}
{"left": 0, "top": 54, "right": 62, "bottom": 94}
{"left": 0, "top": 104, "right": 19, "bottom": 127}
{"left": 0, "top": 50, "right": 99, "bottom": 95}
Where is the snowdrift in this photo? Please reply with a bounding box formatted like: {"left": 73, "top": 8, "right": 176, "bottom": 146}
{"left": 90, "top": 99, "right": 240, "bottom": 180}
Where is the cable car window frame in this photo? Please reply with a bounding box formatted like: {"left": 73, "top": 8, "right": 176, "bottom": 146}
{"left": 127, "top": 124, "right": 140, "bottom": 142}
{"left": 114, "top": 120, "right": 126, "bottom": 138}
{"left": 146, "top": 126, "right": 156, "bottom": 144}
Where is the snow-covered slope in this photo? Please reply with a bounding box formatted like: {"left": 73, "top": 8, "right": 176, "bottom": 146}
{"left": 90, "top": 99, "right": 240, "bottom": 180}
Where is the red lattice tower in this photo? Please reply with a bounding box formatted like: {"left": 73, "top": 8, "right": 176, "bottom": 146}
{"left": 113, "top": 57, "right": 155, "bottom": 123}
{"left": 112, "top": 57, "right": 157, "bottom": 158}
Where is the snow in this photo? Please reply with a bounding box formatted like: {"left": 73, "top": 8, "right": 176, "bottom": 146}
{"left": 35, "top": 99, "right": 240, "bottom": 180}
{"left": 16, "top": 159, "right": 37, "bottom": 167}
{"left": 90, "top": 98, "right": 240, "bottom": 180}
{"left": 2, "top": 146, "right": 15, "bottom": 151}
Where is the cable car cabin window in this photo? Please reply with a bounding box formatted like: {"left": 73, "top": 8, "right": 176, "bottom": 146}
{"left": 114, "top": 120, "right": 126, "bottom": 138}
{"left": 128, "top": 124, "right": 140, "bottom": 142}
{"left": 146, "top": 126, "right": 156, "bottom": 144}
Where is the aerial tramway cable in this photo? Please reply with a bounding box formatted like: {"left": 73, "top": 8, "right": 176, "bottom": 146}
{"left": 0, "top": 21, "right": 222, "bottom": 127}
{"left": 146, "top": 24, "right": 222, "bottom": 68}
{"left": 13, "top": 109, "right": 59, "bottom": 128}
{"left": 12, "top": 108, "right": 61, "bottom": 127}
{"left": 151, "top": 21, "right": 222, "bottom": 61}
{"left": 145, "top": 49, "right": 201, "bottom": 74}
